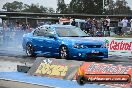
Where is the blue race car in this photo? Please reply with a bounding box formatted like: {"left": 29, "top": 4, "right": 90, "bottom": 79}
{"left": 22, "top": 24, "right": 108, "bottom": 60}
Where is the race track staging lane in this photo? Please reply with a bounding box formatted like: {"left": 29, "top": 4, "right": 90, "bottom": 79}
{"left": 0, "top": 72, "right": 108, "bottom": 88}
{"left": 0, "top": 46, "right": 132, "bottom": 88}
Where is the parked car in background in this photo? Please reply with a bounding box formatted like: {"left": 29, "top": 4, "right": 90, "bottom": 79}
{"left": 70, "top": 19, "right": 86, "bottom": 30}
{"left": 22, "top": 24, "right": 108, "bottom": 60}
{"left": 59, "top": 18, "right": 86, "bottom": 30}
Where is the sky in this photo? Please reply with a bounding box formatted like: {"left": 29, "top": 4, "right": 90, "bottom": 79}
{"left": 0, "top": 0, "right": 71, "bottom": 11}
{"left": 0, "top": 0, "right": 132, "bottom": 11}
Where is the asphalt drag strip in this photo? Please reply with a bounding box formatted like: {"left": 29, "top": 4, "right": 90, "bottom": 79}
{"left": 0, "top": 79, "right": 52, "bottom": 88}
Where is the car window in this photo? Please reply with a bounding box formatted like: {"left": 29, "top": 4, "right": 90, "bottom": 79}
{"left": 33, "top": 28, "right": 45, "bottom": 36}
{"left": 33, "top": 29, "right": 39, "bottom": 36}
{"left": 55, "top": 27, "right": 89, "bottom": 37}
{"left": 34, "top": 28, "right": 55, "bottom": 37}
{"left": 43, "top": 28, "right": 55, "bottom": 37}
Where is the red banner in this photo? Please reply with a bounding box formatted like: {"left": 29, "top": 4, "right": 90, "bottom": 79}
{"left": 108, "top": 40, "right": 132, "bottom": 51}
{"left": 78, "top": 62, "right": 132, "bottom": 88}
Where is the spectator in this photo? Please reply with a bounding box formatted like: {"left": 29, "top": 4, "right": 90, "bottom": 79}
{"left": 98, "top": 18, "right": 103, "bottom": 31}
{"left": 102, "top": 19, "right": 108, "bottom": 31}
{"left": 118, "top": 19, "right": 123, "bottom": 35}
{"left": 92, "top": 18, "right": 98, "bottom": 36}
{"left": 14, "top": 22, "right": 22, "bottom": 44}
{"left": 71, "top": 19, "right": 76, "bottom": 26}
{"left": 130, "top": 19, "right": 132, "bottom": 32}
{"left": 121, "top": 17, "right": 128, "bottom": 35}
{"left": 26, "top": 23, "right": 32, "bottom": 33}
{"left": 15, "top": 22, "right": 21, "bottom": 31}
{"left": 21, "top": 22, "right": 27, "bottom": 31}
{"left": 106, "top": 16, "right": 111, "bottom": 36}
{"left": 85, "top": 18, "right": 92, "bottom": 33}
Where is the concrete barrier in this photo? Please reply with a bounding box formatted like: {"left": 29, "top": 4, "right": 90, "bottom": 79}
{"left": 86, "top": 37, "right": 132, "bottom": 57}
{"left": 28, "top": 57, "right": 83, "bottom": 80}
{"left": 17, "top": 65, "right": 31, "bottom": 73}
{"left": 26, "top": 57, "right": 132, "bottom": 87}
{"left": 76, "top": 62, "right": 132, "bottom": 88}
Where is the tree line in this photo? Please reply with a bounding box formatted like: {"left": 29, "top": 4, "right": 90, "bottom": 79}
{"left": 57, "top": 0, "right": 132, "bottom": 15}
{"left": 2, "top": 0, "right": 132, "bottom": 15}
{"left": 2, "top": 1, "right": 55, "bottom": 13}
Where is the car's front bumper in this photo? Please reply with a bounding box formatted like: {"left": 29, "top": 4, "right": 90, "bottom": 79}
{"left": 69, "top": 48, "right": 108, "bottom": 59}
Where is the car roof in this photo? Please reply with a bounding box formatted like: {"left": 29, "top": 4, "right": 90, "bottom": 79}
{"left": 39, "top": 24, "right": 75, "bottom": 29}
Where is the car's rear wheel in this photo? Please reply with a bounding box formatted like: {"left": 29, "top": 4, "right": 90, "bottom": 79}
{"left": 95, "top": 58, "right": 103, "bottom": 61}
{"left": 77, "top": 75, "right": 86, "bottom": 85}
{"left": 26, "top": 43, "right": 36, "bottom": 57}
{"left": 59, "top": 45, "right": 69, "bottom": 59}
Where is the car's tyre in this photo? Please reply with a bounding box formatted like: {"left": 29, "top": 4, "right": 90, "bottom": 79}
{"left": 26, "top": 43, "right": 36, "bottom": 57}
{"left": 59, "top": 45, "right": 69, "bottom": 59}
{"left": 77, "top": 75, "right": 86, "bottom": 85}
{"left": 96, "top": 58, "right": 103, "bottom": 61}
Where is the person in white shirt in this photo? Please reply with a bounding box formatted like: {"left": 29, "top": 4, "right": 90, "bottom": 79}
{"left": 130, "top": 19, "right": 132, "bottom": 31}
{"left": 121, "top": 17, "right": 128, "bottom": 35}
{"left": 118, "top": 19, "right": 123, "bottom": 35}
{"left": 106, "top": 16, "right": 110, "bottom": 36}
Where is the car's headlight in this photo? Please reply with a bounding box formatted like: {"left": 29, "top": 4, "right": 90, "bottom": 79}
{"left": 101, "top": 43, "right": 107, "bottom": 48}
{"left": 73, "top": 44, "right": 80, "bottom": 48}
{"left": 73, "top": 44, "right": 86, "bottom": 49}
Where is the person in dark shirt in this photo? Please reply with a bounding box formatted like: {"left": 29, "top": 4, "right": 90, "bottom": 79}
{"left": 21, "top": 22, "right": 27, "bottom": 31}
{"left": 71, "top": 19, "right": 76, "bottom": 26}
{"left": 85, "top": 18, "right": 92, "bottom": 33}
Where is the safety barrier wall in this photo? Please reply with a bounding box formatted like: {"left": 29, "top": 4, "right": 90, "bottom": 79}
{"left": 86, "top": 37, "right": 132, "bottom": 57}
{"left": 77, "top": 62, "right": 132, "bottom": 88}
{"left": 28, "top": 58, "right": 132, "bottom": 88}
{"left": 28, "top": 57, "right": 83, "bottom": 80}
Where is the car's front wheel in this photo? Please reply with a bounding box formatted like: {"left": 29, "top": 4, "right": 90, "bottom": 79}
{"left": 26, "top": 43, "right": 36, "bottom": 57}
{"left": 77, "top": 75, "right": 86, "bottom": 85}
{"left": 59, "top": 45, "right": 69, "bottom": 59}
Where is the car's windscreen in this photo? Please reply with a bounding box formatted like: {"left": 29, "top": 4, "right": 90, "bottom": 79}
{"left": 55, "top": 27, "right": 89, "bottom": 37}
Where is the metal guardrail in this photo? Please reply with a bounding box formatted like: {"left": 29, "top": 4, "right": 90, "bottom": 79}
{"left": 0, "top": 11, "right": 132, "bottom": 19}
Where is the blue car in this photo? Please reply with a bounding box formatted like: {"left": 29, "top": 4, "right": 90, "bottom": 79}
{"left": 22, "top": 24, "right": 108, "bottom": 60}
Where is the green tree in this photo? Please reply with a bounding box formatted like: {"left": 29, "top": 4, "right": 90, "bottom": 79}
{"left": 69, "top": 0, "right": 103, "bottom": 14}
{"left": 2, "top": 1, "right": 55, "bottom": 13}
{"left": 57, "top": 0, "right": 68, "bottom": 13}
{"left": 113, "top": 0, "right": 131, "bottom": 14}
{"left": 2, "top": 1, "right": 23, "bottom": 11}
{"left": 23, "top": 4, "right": 55, "bottom": 13}
{"left": 103, "top": 0, "right": 115, "bottom": 14}
{"left": 48, "top": 8, "right": 55, "bottom": 13}
{"left": 23, "top": 4, "right": 42, "bottom": 13}
{"left": 40, "top": 5, "right": 48, "bottom": 13}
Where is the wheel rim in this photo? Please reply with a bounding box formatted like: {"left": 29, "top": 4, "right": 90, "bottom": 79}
{"left": 80, "top": 78, "right": 84, "bottom": 84}
{"left": 26, "top": 44, "right": 33, "bottom": 56}
{"left": 80, "top": 77, "right": 86, "bottom": 85}
{"left": 60, "top": 46, "right": 68, "bottom": 59}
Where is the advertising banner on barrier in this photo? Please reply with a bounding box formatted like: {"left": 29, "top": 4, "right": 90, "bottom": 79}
{"left": 35, "top": 59, "right": 69, "bottom": 78}
{"left": 77, "top": 62, "right": 132, "bottom": 88}
{"left": 28, "top": 57, "right": 83, "bottom": 80}
{"left": 104, "top": 38, "right": 132, "bottom": 57}
{"left": 88, "top": 37, "right": 132, "bottom": 57}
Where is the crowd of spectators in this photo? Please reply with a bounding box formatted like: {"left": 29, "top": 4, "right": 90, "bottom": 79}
{"left": 1, "top": 16, "right": 132, "bottom": 43}
{"left": 71, "top": 16, "right": 132, "bottom": 37}
{"left": 1, "top": 21, "right": 32, "bottom": 46}
{"left": 71, "top": 16, "right": 111, "bottom": 37}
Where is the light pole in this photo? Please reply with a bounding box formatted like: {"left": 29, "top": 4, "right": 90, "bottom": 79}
{"left": 103, "top": 0, "right": 105, "bottom": 14}
{"left": 103, "top": 0, "right": 105, "bottom": 10}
